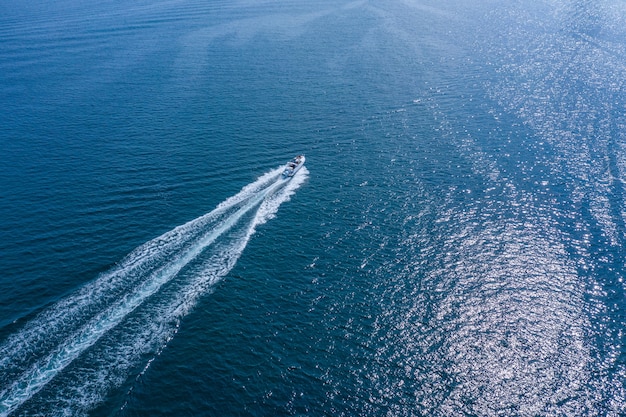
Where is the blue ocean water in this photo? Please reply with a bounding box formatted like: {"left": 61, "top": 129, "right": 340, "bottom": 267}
{"left": 1, "top": 0, "right": 625, "bottom": 415}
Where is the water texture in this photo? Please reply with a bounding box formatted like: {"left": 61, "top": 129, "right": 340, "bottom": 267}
{"left": 0, "top": 0, "right": 624, "bottom": 416}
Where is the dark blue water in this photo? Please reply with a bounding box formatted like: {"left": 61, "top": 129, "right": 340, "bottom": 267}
{"left": 1, "top": 1, "right": 625, "bottom": 415}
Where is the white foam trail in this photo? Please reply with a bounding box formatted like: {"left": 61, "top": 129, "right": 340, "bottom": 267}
{"left": 166, "top": 167, "right": 308, "bottom": 319}
{"left": 48, "top": 172, "right": 307, "bottom": 416}
{"left": 0, "top": 168, "right": 280, "bottom": 376}
{"left": 0, "top": 167, "right": 306, "bottom": 416}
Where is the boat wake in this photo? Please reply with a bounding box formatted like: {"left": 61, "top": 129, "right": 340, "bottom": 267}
{"left": 0, "top": 166, "right": 308, "bottom": 416}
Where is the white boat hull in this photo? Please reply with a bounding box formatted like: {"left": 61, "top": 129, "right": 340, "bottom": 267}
{"left": 282, "top": 155, "right": 305, "bottom": 178}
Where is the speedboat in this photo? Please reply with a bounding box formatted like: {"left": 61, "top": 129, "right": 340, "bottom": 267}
{"left": 282, "top": 155, "right": 305, "bottom": 178}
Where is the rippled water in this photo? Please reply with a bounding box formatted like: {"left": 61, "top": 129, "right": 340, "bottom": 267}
{"left": 0, "top": 0, "right": 624, "bottom": 416}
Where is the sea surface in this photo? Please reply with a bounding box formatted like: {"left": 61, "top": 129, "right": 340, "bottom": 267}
{"left": 1, "top": 0, "right": 625, "bottom": 416}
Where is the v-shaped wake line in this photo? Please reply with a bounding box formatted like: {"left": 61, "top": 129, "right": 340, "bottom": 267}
{"left": 0, "top": 168, "right": 283, "bottom": 375}
{"left": 0, "top": 167, "right": 307, "bottom": 417}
